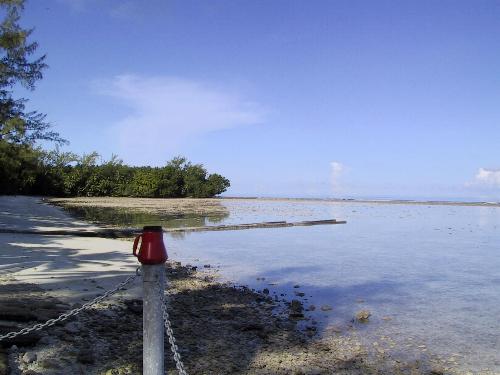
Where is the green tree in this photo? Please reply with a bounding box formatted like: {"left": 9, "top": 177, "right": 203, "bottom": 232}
{"left": 0, "top": 0, "right": 62, "bottom": 145}
{"left": 63, "top": 152, "right": 100, "bottom": 196}
{"left": 0, "top": 0, "right": 64, "bottom": 195}
{"left": 156, "top": 164, "right": 184, "bottom": 197}
{"left": 182, "top": 162, "right": 230, "bottom": 198}
{"left": 183, "top": 163, "right": 208, "bottom": 197}
{"left": 34, "top": 146, "right": 78, "bottom": 195}
{"left": 0, "top": 140, "right": 39, "bottom": 193}
{"left": 129, "top": 167, "right": 159, "bottom": 198}
{"left": 205, "top": 173, "right": 230, "bottom": 196}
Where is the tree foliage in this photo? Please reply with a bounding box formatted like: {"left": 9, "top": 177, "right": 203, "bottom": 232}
{"left": 0, "top": 0, "right": 67, "bottom": 194}
{"left": 3, "top": 152, "right": 230, "bottom": 198}
{"left": 0, "top": 0, "right": 63, "bottom": 145}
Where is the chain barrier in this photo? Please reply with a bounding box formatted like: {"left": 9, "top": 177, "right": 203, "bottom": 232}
{"left": 161, "top": 280, "right": 188, "bottom": 375}
{"left": 0, "top": 268, "right": 141, "bottom": 342}
{"left": 0, "top": 267, "right": 188, "bottom": 375}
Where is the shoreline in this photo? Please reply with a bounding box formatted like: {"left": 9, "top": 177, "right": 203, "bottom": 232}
{"left": 0, "top": 261, "right": 452, "bottom": 375}
{"left": 219, "top": 196, "right": 500, "bottom": 207}
{"left": 0, "top": 196, "right": 473, "bottom": 374}
{"left": 48, "top": 195, "right": 500, "bottom": 211}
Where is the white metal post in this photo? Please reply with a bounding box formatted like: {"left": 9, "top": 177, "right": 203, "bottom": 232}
{"left": 143, "top": 264, "right": 165, "bottom": 375}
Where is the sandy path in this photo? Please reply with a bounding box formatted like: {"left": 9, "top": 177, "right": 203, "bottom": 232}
{"left": 0, "top": 196, "right": 141, "bottom": 303}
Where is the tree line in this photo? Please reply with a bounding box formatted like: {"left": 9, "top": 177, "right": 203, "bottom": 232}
{"left": 0, "top": 146, "right": 230, "bottom": 197}
{"left": 0, "top": 1, "right": 230, "bottom": 198}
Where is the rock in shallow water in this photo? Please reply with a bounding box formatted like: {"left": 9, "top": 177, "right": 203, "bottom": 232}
{"left": 355, "top": 309, "right": 371, "bottom": 322}
{"left": 290, "top": 300, "right": 303, "bottom": 313}
{"left": 289, "top": 299, "right": 305, "bottom": 319}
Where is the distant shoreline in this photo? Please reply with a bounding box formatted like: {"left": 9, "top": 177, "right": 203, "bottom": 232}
{"left": 45, "top": 195, "right": 500, "bottom": 210}
{"left": 220, "top": 196, "right": 500, "bottom": 207}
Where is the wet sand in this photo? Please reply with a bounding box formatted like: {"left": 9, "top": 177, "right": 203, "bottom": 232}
{"left": 48, "top": 197, "right": 230, "bottom": 217}
{"left": 49, "top": 196, "right": 500, "bottom": 214}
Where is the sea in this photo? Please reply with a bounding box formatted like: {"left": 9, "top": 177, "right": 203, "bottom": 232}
{"left": 164, "top": 199, "right": 500, "bottom": 373}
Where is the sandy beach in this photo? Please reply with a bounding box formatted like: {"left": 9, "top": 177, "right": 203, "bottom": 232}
{"left": 0, "top": 196, "right": 140, "bottom": 303}
{"left": 0, "top": 196, "right": 468, "bottom": 374}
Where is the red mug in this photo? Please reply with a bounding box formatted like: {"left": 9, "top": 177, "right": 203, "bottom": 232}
{"left": 133, "top": 226, "right": 168, "bottom": 265}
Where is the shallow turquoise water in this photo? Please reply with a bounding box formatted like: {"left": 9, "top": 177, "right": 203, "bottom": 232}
{"left": 166, "top": 200, "right": 500, "bottom": 373}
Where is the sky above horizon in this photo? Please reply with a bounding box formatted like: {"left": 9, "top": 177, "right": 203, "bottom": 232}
{"left": 17, "top": 0, "right": 500, "bottom": 200}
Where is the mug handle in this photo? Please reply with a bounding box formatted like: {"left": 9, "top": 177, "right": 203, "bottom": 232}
{"left": 133, "top": 234, "right": 142, "bottom": 257}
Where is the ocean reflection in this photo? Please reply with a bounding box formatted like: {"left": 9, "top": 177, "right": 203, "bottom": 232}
{"left": 58, "top": 204, "right": 230, "bottom": 229}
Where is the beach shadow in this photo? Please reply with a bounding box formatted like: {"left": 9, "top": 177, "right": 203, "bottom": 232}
{"left": 0, "top": 229, "right": 141, "bottom": 306}
{"left": 0, "top": 260, "right": 453, "bottom": 375}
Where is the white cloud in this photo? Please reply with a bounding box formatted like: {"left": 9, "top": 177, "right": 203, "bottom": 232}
{"left": 472, "top": 168, "right": 500, "bottom": 187}
{"left": 330, "top": 161, "right": 344, "bottom": 193}
{"left": 95, "top": 74, "right": 265, "bottom": 165}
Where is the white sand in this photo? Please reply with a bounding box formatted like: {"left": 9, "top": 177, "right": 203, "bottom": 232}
{"left": 0, "top": 196, "right": 141, "bottom": 303}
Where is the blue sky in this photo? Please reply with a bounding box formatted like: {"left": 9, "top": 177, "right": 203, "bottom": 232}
{"left": 18, "top": 0, "right": 500, "bottom": 200}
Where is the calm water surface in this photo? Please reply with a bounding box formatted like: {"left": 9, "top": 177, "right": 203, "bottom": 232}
{"left": 166, "top": 200, "right": 500, "bottom": 373}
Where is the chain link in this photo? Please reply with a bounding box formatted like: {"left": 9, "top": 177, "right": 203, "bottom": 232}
{"left": 0, "top": 268, "right": 141, "bottom": 342}
{"left": 0, "top": 267, "right": 189, "bottom": 375}
{"left": 161, "top": 281, "right": 188, "bottom": 375}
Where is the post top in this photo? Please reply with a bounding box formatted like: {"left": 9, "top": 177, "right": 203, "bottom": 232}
{"left": 143, "top": 226, "right": 163, "bottom": 232}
